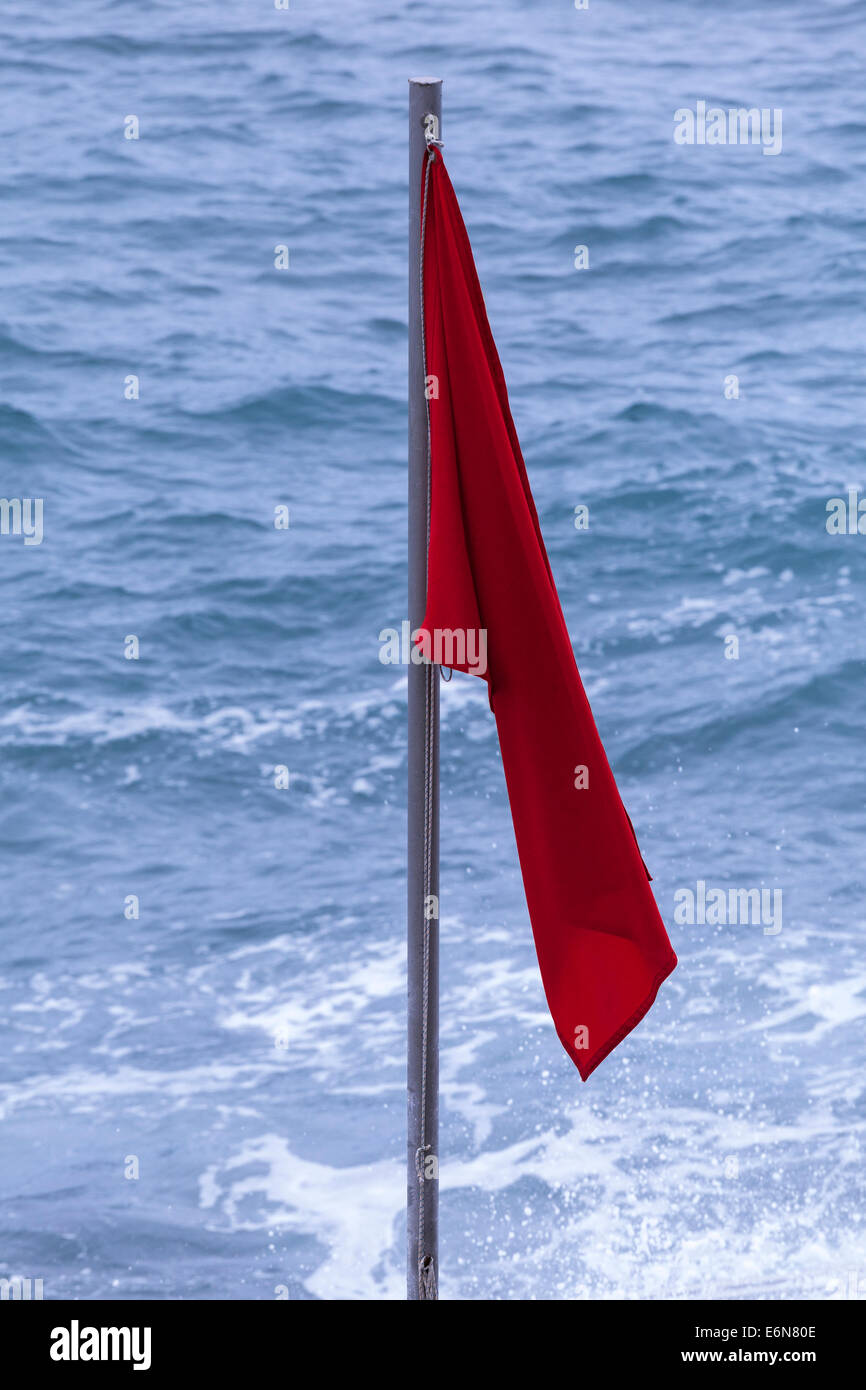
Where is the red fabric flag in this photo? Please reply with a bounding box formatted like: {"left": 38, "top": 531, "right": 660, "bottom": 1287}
{"left": 416, "top": 150, "right": 677, "bottom": 1079}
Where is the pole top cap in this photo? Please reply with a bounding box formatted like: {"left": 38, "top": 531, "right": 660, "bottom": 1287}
{"left": 409, "top": 76, "right": 443, "bottom": 85}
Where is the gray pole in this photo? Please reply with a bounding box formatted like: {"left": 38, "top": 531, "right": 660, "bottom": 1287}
{"left": 407, "top": 75, "right": 442, "bottom": 1301}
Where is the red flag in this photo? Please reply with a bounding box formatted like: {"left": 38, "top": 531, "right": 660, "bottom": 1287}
{"left": 416, "top": 150, "right": 677, "bottom": 1079}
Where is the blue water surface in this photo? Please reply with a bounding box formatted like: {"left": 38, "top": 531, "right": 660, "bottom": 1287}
{"left": 1, "top": 0, "right": 864, "bottom": 1299}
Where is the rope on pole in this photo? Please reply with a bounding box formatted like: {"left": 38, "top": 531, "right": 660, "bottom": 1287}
{"left": 416, "top": 145, "right": 438, "bottom": 1299}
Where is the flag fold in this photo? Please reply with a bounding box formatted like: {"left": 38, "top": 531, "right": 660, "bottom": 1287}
{"left": 417, "top": 150, "right": 677, "bottom": 1079}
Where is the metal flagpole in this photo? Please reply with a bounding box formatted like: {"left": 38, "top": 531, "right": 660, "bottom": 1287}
{"left": 407, "top": 75, "right": 442, "bottom": 1301}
